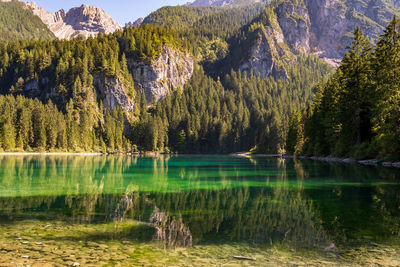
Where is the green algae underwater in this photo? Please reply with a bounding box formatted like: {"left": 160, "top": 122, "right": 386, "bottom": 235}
{"left": 0, "top": 155, "right": 399, "bottom": 266}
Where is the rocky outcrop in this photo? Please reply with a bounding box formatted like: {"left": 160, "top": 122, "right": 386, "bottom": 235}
{"left": 127, "top": 46, "right": 194, "bottom": 104}
{"left": 20, "top": 74, "right": 134, "bottom": 113}
{"left": 93, "top": 75, "right": 135, "bottom": 112}
{"left": 277, "top": 3, "right": 311, "bottom": 54}
{"left": 24, "top": 2, "right": 122, "bottom": 40}
{"left": 239, "top": 0, "right": 400, "bottom": 78}
{"left": 18, "top": 46, "right": 192, "bottom": 111}
{"left": 240, "top": 22, "right": 294, "bottom": 79}
{"left": 187, "top": 0, "right": 235, "bottom": 6}
{"left": 187, "top": 0, "right": 262, "bottom": 6}
{"left": 125, "top": 18, "right": 144, "bottom": 28}
{"left": 239, "top": 2, "right": 305, "bottom": 79}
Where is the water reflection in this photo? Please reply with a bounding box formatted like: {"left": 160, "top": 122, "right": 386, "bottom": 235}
{"left": 0, "top": 155, "right": 399, "bottom": 249}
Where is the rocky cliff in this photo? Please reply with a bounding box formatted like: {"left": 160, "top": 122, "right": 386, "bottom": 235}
{"left": 93, "top": 75, "right": 135, "bottom": 112}
{"left": 24, "top": 2, "right": 122, "bottom": 39}
{"left": 127, "top": 46, "right": 194, "bottom": 104}
{"left": 20, "top": 45, "right": 193, "bottom": 111}
{"left": 239, "top": 8, "right": 296, "bottom": 79}
{"left": 238, "top": 0, "right": 400, "bottom": 78}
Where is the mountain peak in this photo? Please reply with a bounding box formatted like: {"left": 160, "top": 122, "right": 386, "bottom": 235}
{"left": 65, "top": 4, "right": 121, "bottom": 35}
{"left": 125, "top": 18, "right": 144, "bottom": 28}
{"left": 187, "top": 0, "right": 263, "bottom": 7}
{"left": 24, "top": 1, "right": 122, "bottom": 40}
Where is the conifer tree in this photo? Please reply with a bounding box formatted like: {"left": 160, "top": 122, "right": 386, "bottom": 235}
{"left": 373, "top": 17, "right": 400, "bottom": 158}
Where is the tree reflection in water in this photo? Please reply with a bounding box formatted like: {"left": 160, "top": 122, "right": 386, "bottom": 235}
{"left": 0, "top": 155, "right": 398, "bottom": 249}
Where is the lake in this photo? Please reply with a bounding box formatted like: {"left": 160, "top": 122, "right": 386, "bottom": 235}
{"left": 0, "top": 155, "right": 399, "bottom": 266}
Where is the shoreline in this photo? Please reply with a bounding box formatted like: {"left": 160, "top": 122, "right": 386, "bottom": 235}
{"left": 235, "top": 153, "right": 400, "bottom": 169}
{"left": 0, "top": 152, "right": 399, "bottom": 169}
{"left": 231, "top": 152, "right": 282, "bottom": 158}
{"left": 0, "top": 151, "right": 170, "bottom": 156}
{"left": 0, "top": 152, "right": 103, "bottom": 156}
{"left": 285, "top": 155, "right": 400, "bottom": 169}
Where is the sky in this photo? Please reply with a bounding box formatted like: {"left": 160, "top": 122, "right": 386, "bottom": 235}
{"left": 23, "top": 0, "right": 190, "bottom": 25}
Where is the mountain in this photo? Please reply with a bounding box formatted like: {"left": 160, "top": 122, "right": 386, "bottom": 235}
{"left": 231, "top": 0, "right": 400, "bottom": 79}
{"left": 125, "top": 18, "right": 144, "bottom": 28}
{"left": 144, "top": 0, "right": 399, "bottom": 79}
{"left": 24, "top": 2, "right": 122, "bottom": 40}
{"left": 187, "top": 0, "right": 264, "bottom": 7}
{"left": 0, "top": 0, "right": 54, "bottom": 40}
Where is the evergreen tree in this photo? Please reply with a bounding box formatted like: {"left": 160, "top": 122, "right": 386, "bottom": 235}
{"left": 297, "top": 21, "right": 400, "bottom": 160}
{"left": 373, "top": 17, "right": 400, "bottom": 159}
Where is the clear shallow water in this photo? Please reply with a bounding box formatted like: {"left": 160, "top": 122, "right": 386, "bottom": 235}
{"left": 0, "top": 155, "right": 399, "bottom": 266}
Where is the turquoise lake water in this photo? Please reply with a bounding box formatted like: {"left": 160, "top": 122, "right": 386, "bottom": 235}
{"left": 0, "top": 155, "right": 399, "bottom": 265}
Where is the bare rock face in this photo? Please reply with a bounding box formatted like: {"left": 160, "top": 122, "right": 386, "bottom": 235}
{"left": 240, "top": 22, "right": 294, "bottom": 79}
{"left": 128, "top": 46, "right": 194, "bottom": 104}
{"left": 24, "top": 2, "right": 122, "bottom": 40}
{"left": 239, "top": 1, "right": 304, "bottom": 79}
{"left": 125, "top": 18, "right": 144, "bottom": 28}
{"left": 187, "top": 0, "right": 235, "bottom": 6}
{"left": 86, "top": 45, "right": 194, "bottom": 109}
{"left": 306, "top": 0, "right": 394, "bottom": 59}
{"left": 187, "top": 0, "right": 262, "bottom": 6}
{"left": 277, "top": 3, "right": 311, "bottom": 54}
{"left": 93, "top": 75, "right": 135, "bottom": 112}
{"left": 64, "top": 5, "right": 122, "bottom": 37}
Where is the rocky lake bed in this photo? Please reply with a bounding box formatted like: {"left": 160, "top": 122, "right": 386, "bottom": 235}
{"left": 1, "top": 219, "right": 399, "bottom": 266}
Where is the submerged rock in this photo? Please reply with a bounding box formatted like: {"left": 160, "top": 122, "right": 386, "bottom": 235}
{"left": 323, "top": 243, "right": 338, "bottom": 252}
{"left": 233, "top": 255, "right": 256, "bottom": 261}
{"left": 150, "top": 207, "right": 193, "bottom": 247}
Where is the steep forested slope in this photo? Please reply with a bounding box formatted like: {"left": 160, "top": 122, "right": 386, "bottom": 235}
{"left": 142, "top": 6, "right": 221, "bottom": 30}
{"left": 142, "top": 3, "right": 267, "bottom": 66}
{"left": 0, "top": 25, "right": 193, "bottom": 152}
{"left": 0, "top": 1, "right": 54, "bottom": 40}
